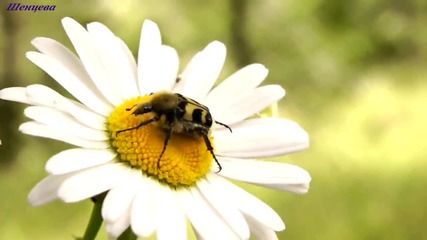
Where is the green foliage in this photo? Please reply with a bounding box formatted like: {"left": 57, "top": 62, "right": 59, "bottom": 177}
{"left": 1, "top": 0, "right": 426, "bottom": 239}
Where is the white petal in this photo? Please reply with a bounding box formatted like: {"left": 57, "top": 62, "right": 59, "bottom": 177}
{"left": 105, "top": 206, "right": 131, "bottom": 238}
{"left": 207, "top": 174, "right": 285, "bottom": 231}
{"left": 178, "top": 41, "right": 226, "bottom": 102}
{"left": 172, "top": 51, "right": 203, "bottom": 93}
{"left": 193, "top": 230, "right": 204, "bottom": 240}
{"left": 214, "top": 118, "right": 309, "bottom": 158}
{"left": 45, "top": 148, "right": 116, "bottom": 175}
{"left": 160, "top": 46, "right": 180, "bottom": 91}
{"left": 0, "top": 87, "right": 30, "bottom": 104}
{"left": 117, "top": 37, "right": 138, "bottom": 91}
{"left": 245, "top": 214, "right": 279, "bottom": 240}
{"left": 61, "top": 17, "right": 122, "bottom": 105}
{"left": 211, "top": 85, "right": 285, "bottom": 125}
{"left": 28, "top": 173, "right": 75, "bottom": 206}
{"left": 156, "top": 186, "right": 187, "bottom": 240}
{"left": 24, "top": 106, "right": 107, "bottom": 141}
{"left": 58, "top": 163, "right": 128, "bottom": 202}
{"left": 145, "top": 45, "right": 180, "bottom": 93}
{"left": 26, "top": 51, "right": 113, "bottom": 116}
{"left": 137, "top": 19, "right": 162, "bottom": 94}
{"left": 177, "top": 188, "right": 239, "bottom": 240}
{"left": 19, "top": 121, "right": 108, "bottom": 149}
{"left": 25, "top": 84, "right": 106, "bottom": 130}
{"left": 204, "top": 64, "right": 268, "bottom": 106}
{"left": 29, "top": 37, "right": 113, "bottom": 116}
{"left": 102, "top": 170, "right": 140, "bottom": 222}
{"left": 87, "top": 22, "right": 139, "bottom": 99}
{"left": 130, "top": 176, "right": 161, "bottom": 237}
{"left": 197, "top": 178, "right": 250, "bottom": 239}
{"left": 217, "top": 158, "right": 311, "bottom": 194}
{"left": 260, "top": 182, "right": 311, "bottom": 194}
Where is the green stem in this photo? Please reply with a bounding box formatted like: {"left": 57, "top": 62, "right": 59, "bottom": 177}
{"left": 117, "top": 227, "right": 137, "bottom": 240}
{"left": 82, "top": 196, "right": 104, "bottom": 240}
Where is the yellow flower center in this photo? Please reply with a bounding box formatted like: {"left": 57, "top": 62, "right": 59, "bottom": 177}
{"left": 106, "top": 96, "right": 213, "bottom": 187}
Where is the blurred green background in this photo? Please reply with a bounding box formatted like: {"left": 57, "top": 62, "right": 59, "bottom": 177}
{"left": 1, "top": 0, "right": 427, "bottom": 239}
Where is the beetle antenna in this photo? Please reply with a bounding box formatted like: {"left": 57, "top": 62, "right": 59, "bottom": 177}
{"left": 215, "top": 121, "right": 232, "bottom": 133}
{"left": 126, "top": 104, "right": 137, "bottom": 111}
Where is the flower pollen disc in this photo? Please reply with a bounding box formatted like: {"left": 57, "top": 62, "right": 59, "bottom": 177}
{"left": 107, "top": 96, "right": 213, "bottom": 187}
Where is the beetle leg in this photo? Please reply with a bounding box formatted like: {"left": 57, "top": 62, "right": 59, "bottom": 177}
{"left": 115, "top": 115, "right": 160, "bottom": 136}
{"left": 158, "top": 127, "right": 172, "bottom": 170}
{"left": 202, "top": 132, "right": 222, "bottom": 172}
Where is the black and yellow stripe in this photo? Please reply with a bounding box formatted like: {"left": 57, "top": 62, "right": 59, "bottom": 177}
{"left": 175, "top": 93, "right": 213, "bottom": 127}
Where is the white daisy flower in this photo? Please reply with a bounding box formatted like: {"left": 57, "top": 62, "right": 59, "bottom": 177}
{"left": 0, "top": 17, "right": 310, "bottom": 239}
